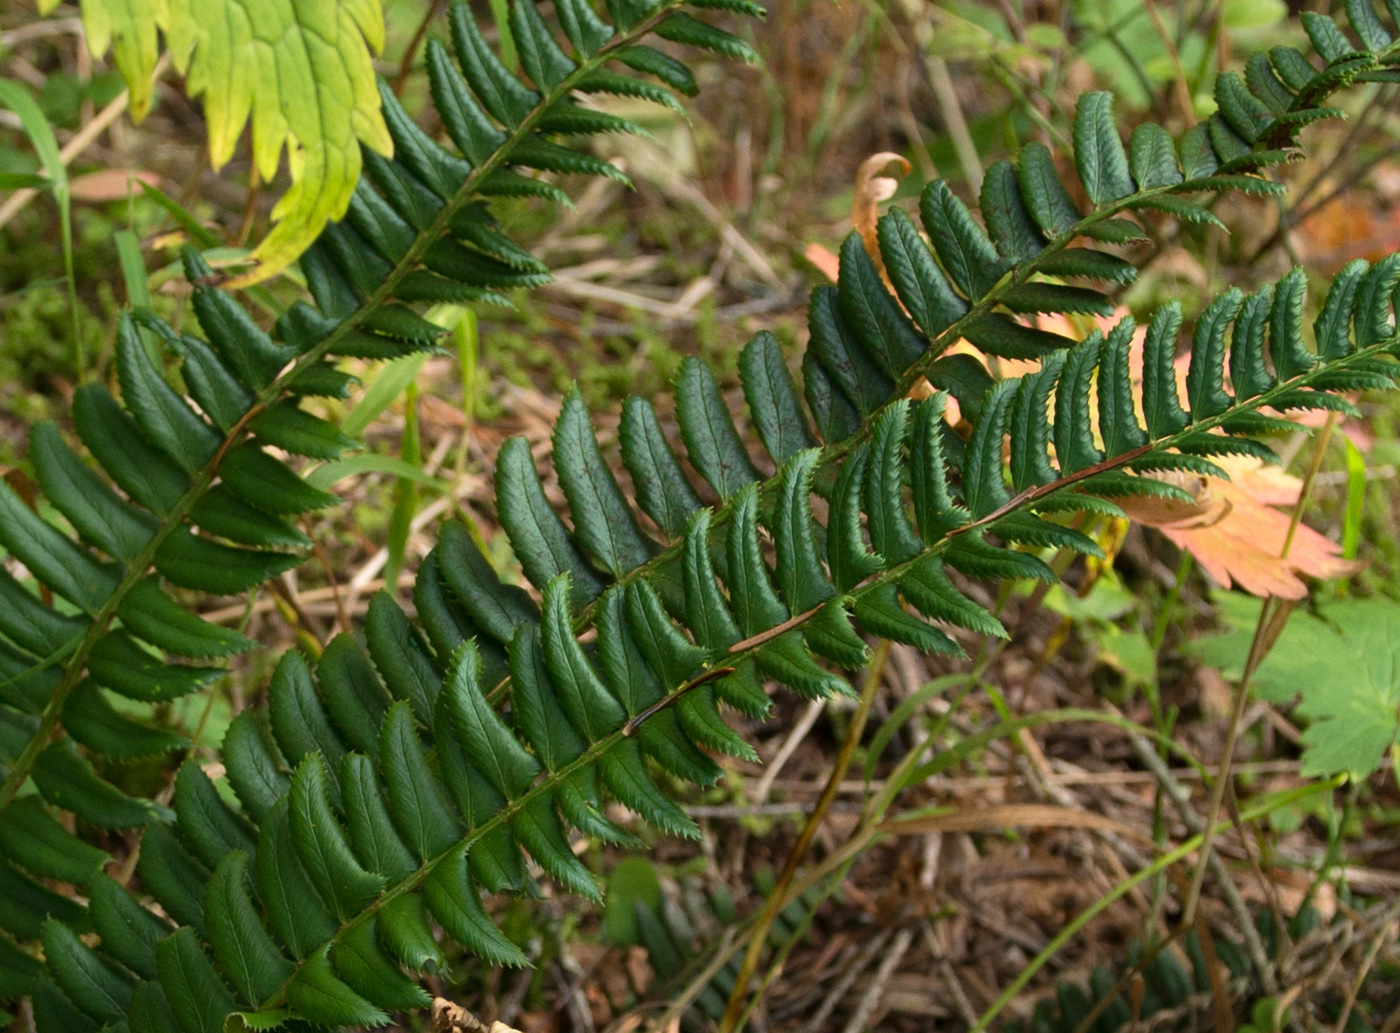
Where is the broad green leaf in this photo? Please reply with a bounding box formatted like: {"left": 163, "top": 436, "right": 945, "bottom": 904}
{"left": 619, "top": 397, "right": 703, "bottom": 538}
{"left": 317, "top": 633, "right": 391, "bottom": 759}
{"left": 555, "top": 387, "right": 658, "bottom": 575}
{"left": 89, "top": 875, "right": 170, "bottom": 980}
{"left": 853, "top": 583, "right": 960, "bottom": 655}
{"left": 138, "top": 824, "right": 210, "bottom": 932}
{"left": 218, "top": 443, "right": 338, "bottom": 514}
{"left": 1185, "top": 595, "right": 1400, "bottom": 776}
{"left": 364, "top": 591, "right": 441, "bottom": 724}
{"left": 341, "top": 752, "right": 418, "bottom": 880}
{"left": 423, "top": 843, "right": 530, "bottom": 966}
{"left": 173, "top": 761, "right": 258, "bottom": 869}
{"left": 378, "top": 894, "right": 444, "bottom": 973}
{"left": 63, "top": 679, "right": 188, "bottom": 758}
{"left": 496, "top": 436, "right": 606, "bottom": 606}
{"left": 42, "top": 919, "right": 132, "bottom": 1024}
{"left": 247, "top": 401, "right": 358, "bottom": 460}
{"left": 329, "top": 921, "right": 431, "bottom": 1011}
{"left": 153, "top": 528, "right": 300, "bottom": 596}
{"left": 287, "top": 754, "right": 385, "bottom": 918}
{"left": 865, "top": 402, "right": 924, "bottom": 561}
{"left": 255, "top": 798, "right": 339, "bottom": 959}
{"left": 381, "top": 699, "right": 463, "bottom": 859}
{"left": 118, "top": 577, "right": 253, "bottom": 659}
{"left": 30, "top": 421, "right": 157, "bottom": 564}
{"left": 0, "top": 797, "right": 109, "bottom": 887}
{"left": 442, "top": 645, "right": 539, "bottom": 798}
{"left": 33, "top": 739, "right": 173, "bottom": 827}
{"left": 1073, "top": 92, "right": 1134, "bottom": 205}
{"left": 0, "top": 859, "right": 89, "bottom": 940}
{"left": 676, "top": 357, "right": 761, "bottom": 498}
{"left": 0, "top": 479, "right": 120, "bottom": 614}
{"left": 88, "top": 631, "right": 221, "bottom": 702}
{"left": 157, "top": 928, "right": 239, "bottom": 1033}
{"left": 221, "top": 712, "right": 289, "bottom": 824}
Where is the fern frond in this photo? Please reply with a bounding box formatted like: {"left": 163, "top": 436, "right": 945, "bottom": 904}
{"left": 12, "top": 2, "right": 1400, "bottom": 1027}
{"left": 0, "top": 0, "right": 758, "bottom": 814}
{"left": 21, "top": 232, "right": 1400, "bottom": 1030}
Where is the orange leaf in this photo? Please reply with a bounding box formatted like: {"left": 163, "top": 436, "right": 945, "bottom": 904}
{"left": 1127, "top": 457, "right": 1361, "bottom": 600}
{"left": 803, "top": 242, "right": 840, "bottom": 283}
{"left": 69, "top": 169, "right": 161, "bottom": 203}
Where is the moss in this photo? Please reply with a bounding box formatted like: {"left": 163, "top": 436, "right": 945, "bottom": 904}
{"left": 0, "top": 283, "right": 116, "bottom": 394}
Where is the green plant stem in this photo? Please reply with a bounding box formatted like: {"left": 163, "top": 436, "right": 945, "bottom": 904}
{"left": 969, "top": 775, "right": 1345, "bottom": 1033}
{"left": 1150, "top": 550, "right": 1194, "bottom": 657}
{"left": 1181, "top": 412, "right": 1337, "bottom": 924}
{"left": 61, "top": 204, "right": 84, "bottom": 382}
{"left": 1299, "top": 778, "right": 1357, "bottom": 920}
{"left": 718, "top": 640, "right": 891, "bottom": 1033}
{"left": 0, "top": 0, "right": 695, "bottom": 816}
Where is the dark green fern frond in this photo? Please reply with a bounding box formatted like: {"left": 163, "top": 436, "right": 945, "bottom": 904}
{"left": 17, "top": 231, "right": 1400, "bottom": 1029}
{"left": 11, "top": 2, "right": 1400, "bottom": 1029}
{"left": 1003, "top": 928, "right": 1252, "bottom": 1033}
{"left": 0, "top": 0, "right": 761, "bottom": 881}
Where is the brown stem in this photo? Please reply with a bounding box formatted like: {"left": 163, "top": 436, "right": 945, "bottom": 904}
{"left": 394, "top": 0, "right": 444, "bottom": 94}
{"left": 718, "top": 640, "right": 893, "bottom": 1033}
{"left": 621, "top": 665, "right": 734, "bottom": 735}
{"left": 1181, "top": 413, "right": 1337, "bottom": 923}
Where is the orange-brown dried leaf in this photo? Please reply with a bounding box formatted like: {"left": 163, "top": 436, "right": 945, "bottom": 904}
{"left": 803, "top": 241, "right": 840, "bottom": 283}
{"left": 1136, "top": 457, "right": 1361, "bottom": 599}
{"left": 69, "top": 168, "right": 161, "bottom": 203}
{"left": 852, "top": 152, "right": 910, "bottom": 273}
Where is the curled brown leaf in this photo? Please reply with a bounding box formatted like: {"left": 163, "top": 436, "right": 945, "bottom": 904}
{"left": 852, "top": 152, "right": 911, "bottom": 274}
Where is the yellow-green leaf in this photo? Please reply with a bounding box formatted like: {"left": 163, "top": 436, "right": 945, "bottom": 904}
{"left": 68, "top": 0, "right": 393, "bottom": 285}
{"left": 78, "top": 0, "right": 168, "bottom": 120}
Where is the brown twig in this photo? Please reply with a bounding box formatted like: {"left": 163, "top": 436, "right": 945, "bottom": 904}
{"left": 1182, "top": 413, "right": 1337, "bottom": 924}
{"left": 838, "top": 925, "right": 914, "bottom": 1033}
{"left": 1330, "top": 901, "right": 1400, "bottom": 1033}
{"left": 794, "top": 929, "right": 894, "bottom": 1033}
{"left": 718, "top": 640, "right": 893, "bottom": 1033}
{"left": 622, "top": 666, "right": 735, "bottom": 735}
{"left": 395, "top": 0, "right": 445, "bottom": 93}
